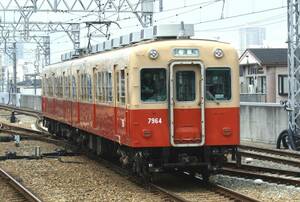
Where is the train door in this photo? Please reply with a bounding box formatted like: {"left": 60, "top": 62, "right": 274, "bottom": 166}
{"left": 114, "top": 65, "right": 127, "bottom": 143}
{"left": 169, "top": 61, "right": 205, "bottom": 147}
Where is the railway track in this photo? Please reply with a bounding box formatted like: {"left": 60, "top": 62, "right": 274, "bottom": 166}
{"left": 151, "top": 181, "right": 260, "bottom": 202}
{"left": 225, "top": 162, "right": 300, "bottom": 178}
{"left": 0, "top": 167, "right": 41, "bottom": 202}
{"left": 0, "top": 104, "right": 48, "bottom": 134}
{"left": 0, "top": 122, "right": 73, "bottom": 150}
{"left": 222, "top": 166, "right": 300, "bottom": 186}
{"left": 0, "top": 110, "right": 270, "bottom": 201}
{"left": 0, "top": 123, "right": 259, "bottom": 201}
{"left": 158, "top": 172, "right": 261, "bottom": 202}
{"left": 0, "top": 104, "right": 41, "bottom": 118}
{"left": 238, "top": 144, "right": 300, "bottom": 167}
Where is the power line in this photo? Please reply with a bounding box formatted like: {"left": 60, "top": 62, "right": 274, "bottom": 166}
{"left": 195, "top": 13, "right": 286, "bottom": 32}
{"left": 195, "top": 5, "right": 286, "bottom": 25}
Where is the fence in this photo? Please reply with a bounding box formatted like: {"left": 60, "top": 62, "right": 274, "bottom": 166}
{"left": 0, "top": 92, "right": 41, "bottom": 111}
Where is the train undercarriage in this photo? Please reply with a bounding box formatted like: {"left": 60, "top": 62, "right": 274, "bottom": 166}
{"left": 44, "top": 118, "right": 237, "bottom": 181}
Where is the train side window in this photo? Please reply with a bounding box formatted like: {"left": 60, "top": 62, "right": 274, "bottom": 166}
{"left": 83, "top": 74, "right": 87, "bottom": 101}
{"left": 102, "top": 72, "right": 106, "bottom": 102}
{"left": 54, "top": 78, "right": 57, "bottom": 97}
{"left": 49, "top": 77, "right": 54, "bottom": 97}
{"left": 206, "top": 68, "right": 231, "bottom": 101}
{"left": 96, "top": 72, "right": 100, "bottom": 101}
{"left": 80, "top": 74, "right": 84, "bottom": 100}
{"left": 63, "top": 75, "right": 69, "bottom": 98}
{"left": 72, "top": 75, "right": 77, "bottom": 99}
{"left": 58, "top": 76, "right": 61, "bottom": 98}
{"left": 87, "top": 74, "right": 92, "bottom": 101}
{"left": 141, "top": 68, "right": 166, "bottom": 102}
{"left": 120, "top": 69, "right": 125, "bottom": 104}
{"left": 60, "top": 76, "right": 63, "bottom": 98}
{"left": 116, "top": 72, "right": 120, "bottom": 102}
{"left": 176, "top": 71, "right": 195, "bottom": 101}
{"left": 107, "top": 72, "right": 113, "bottom": 102}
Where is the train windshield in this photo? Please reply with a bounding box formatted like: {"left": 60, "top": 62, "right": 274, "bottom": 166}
{"left": 206, "top": 68, "right": 231, "bottom": 101}
{"left": 141, "top": 68, "right": 166, "bottom": 102}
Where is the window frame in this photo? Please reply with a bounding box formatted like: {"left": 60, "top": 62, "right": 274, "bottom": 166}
{"left": 278, "top": 74, "right": 288, "bottom": 96}
{"left": 175, "top": 70, "right": 196, "bottom": 102}
{"left": 205, "top": 67, "right": 232, "bottom": 102}
{"left": 140, "top": 67, "right": 167, "bottom": 103}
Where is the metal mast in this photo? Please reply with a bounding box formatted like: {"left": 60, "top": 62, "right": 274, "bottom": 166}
{"left": 0, "top": 0, "right": 154, "bottom": 94}
{"left": 285, "top": 0, "right": 300, "bottom": 150}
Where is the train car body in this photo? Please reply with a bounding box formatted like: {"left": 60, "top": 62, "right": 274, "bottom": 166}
{"left": 42, "top": 34, "right": 239, "bottom": 179}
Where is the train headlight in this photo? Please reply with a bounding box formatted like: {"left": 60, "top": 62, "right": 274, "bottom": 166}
{"left": 214, "top": 48, "right": 224, "bottom": 58}
{"left": 149, "top": 49, "right": 159, "bottom": 60}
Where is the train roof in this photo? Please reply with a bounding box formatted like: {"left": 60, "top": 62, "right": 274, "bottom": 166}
{"left": 42, "top": 38, "right": 236, "bottom": 76}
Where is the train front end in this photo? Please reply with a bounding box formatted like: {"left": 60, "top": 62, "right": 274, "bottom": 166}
{"left": 127, "top": 39, "right": 240, "bottom": 179}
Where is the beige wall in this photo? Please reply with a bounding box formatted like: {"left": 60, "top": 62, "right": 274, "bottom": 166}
{"left": 266, "top": 67, "right": 276, "bottom": 102}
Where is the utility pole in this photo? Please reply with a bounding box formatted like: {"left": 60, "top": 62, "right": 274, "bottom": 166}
{"left": 279, "top": 0, "right": 300, "bottom": 150}
{"left": 12, "top": 42, "right": 17, "bottom": 94}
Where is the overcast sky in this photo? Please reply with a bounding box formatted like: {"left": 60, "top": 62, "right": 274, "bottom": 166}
{"left": 2, "top": 0, "right": 288, "bottom": 64}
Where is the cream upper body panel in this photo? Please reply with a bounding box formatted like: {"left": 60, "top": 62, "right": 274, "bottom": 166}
{"left": 42, "top": 39, "right": 239, "bottom": 109}
{"left": 127, "top": 39, "right": 239, "bottom": 109}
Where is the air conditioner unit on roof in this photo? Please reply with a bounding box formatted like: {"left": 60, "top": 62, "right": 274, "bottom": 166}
{"left": 120, "top": 35, "right": 130, "bottom": 46}
{"left": 112, "top": 38, "right": 120, "bottom": 48}
{"left": 104, "top": 40, "right": 112, "bottom": 50}
{"left": 141, "top": 27, "right": 154, "bottom": 40}
{"left": 153, "top": 24, "right": 194, "bottom": 38}
{"left": 130, "top": 32, "right": 141, "bottom": 44}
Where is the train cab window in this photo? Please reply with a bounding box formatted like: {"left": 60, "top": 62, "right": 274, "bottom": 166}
{"left": 206, "top": 68, "right": 231, "bottom": 101}
{"left": 141, "top": 68, "right": 166, "bottom": 102}
{"left": 176, "top": 71, "right": 195, "bottom": 101}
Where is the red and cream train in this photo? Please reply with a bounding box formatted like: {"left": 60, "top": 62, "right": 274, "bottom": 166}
{"left": 42, "top": 25, "right": 240, "bottom": 180}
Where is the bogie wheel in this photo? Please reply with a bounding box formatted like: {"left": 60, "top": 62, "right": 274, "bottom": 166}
{"left": 201, "top": 167, "right": 211, "bottom": 183}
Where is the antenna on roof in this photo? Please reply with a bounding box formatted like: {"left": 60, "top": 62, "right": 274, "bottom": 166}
{"left": 177, "top": 21, "right": 189, "bottom": 39}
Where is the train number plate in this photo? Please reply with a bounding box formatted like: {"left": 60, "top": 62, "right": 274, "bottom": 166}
{"left": 148, "top": 118, "right": 162, "bottom": 124}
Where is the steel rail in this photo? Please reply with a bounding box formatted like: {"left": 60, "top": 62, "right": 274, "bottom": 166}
{"left": 225, "top": 162, "right": 300, "bottom": 177}
{"left": 0, "top": 122, "right": 72, "bottom": 149}
{"left": 0, "top": 168, "right": 42, "bottom": 202}
{"left": 0, "top": 122, "right": 50, "bottom": 136}
{"left": 222, "top": 167, "right": 300, "bottom": 186}
{"left": 209, "top": 183, "right": 261, "bottom": 202}
{"left": 239, "top": 145, "right": 300, "bottom": 159}
{"left": 0, "top": 104, "right": 41, "bottom": 118}
{"left": 0, "top": 104, "right": 48, "bottom": 134}
{"left": 238, "top": 150, "right": 300, "bottom": 167}
{"left": 177, "top": 172, "right": 261, "bottom": 202}
{"left": 149, "top": 184, "right": 190, "bottom": 202}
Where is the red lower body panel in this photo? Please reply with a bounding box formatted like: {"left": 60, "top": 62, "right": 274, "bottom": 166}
{"left": 42, "top": 97, "right": 239, "bottom": 148}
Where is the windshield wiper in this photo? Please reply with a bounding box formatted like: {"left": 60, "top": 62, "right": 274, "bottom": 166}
{"left": 206, "top": 91, "right": 220, "bottom": 105}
